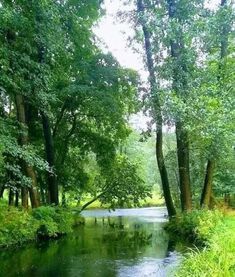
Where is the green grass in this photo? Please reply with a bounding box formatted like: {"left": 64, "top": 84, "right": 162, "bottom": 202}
{"left": 167, "top": 210, "right": 235, "bottom": 277}
{"left": 78, "top": 190, "right": 164, "bottom": 210}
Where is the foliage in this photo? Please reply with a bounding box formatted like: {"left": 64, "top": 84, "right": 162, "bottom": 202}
{"left": 100, "top": 155, "right": 152, "bottom": 209}
{"left": 32, "top": 206, "right": 74, "bottom": 238}
{"left": 80, "top": 154, "right": 152, "bottom": 210}
{"left": 165, "top": 210, "right": 223, "bottom": 244}
{"left": 0, "top": 0, "right": 142, "bottom": 208}
{"left": 124, "top": 130, "right": 160, "bottom": 188}
{"left": 174, "top": 215, "right": 235, "bottom": 277}
{"left": 0, "top": 200, "right": 74, "bottom": 248}
{"left": 130, "top": 0, "right": 235, "bottom": 211}
{"left": 0, "top": 200, "right": 37, "bottom": 247}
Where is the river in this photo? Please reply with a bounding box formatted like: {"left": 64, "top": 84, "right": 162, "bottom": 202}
{"left": 0, "top": 207, "right": 181, "bottom": 277}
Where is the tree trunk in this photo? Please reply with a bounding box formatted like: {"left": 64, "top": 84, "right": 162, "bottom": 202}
{"left": 156, "top": 128, "right": 177, "bottom": 216}
{"left": 137, "top": 0, "right": 176, "bottom": 216}
{"left": 21, "top": 187, "right": 29, "bottom": 208}
{"left": 15, "top": 190, "right": 19, "bottom": 207}
{"left": 15, "top": 94, "right": 40, "bottom": 208}
{"left": 8, "top": 189, "right": 14, "bottom": 206}
{"left": 167, "top": 0, "right": 192, "bottom": 211}
{"left": 80, "top": 191, "right": 106, "bottom": 212}
{"left": 0, "top": 185, "right": 5, "bottom": 198}
{"left": 41, "top": 112, "right": 59, "bottom": 205}
{"left": 200, "top": 160, "right": 215, "bottom": 207}
{"left": 176, "top": 122, "right": 192, "bottom": 210}
{"left": 200, "top": 0, "right": 228, "bottom": 208}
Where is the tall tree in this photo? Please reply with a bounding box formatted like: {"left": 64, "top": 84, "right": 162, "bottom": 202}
{"left": 166, "top": 0, "right": 192, "bottom": 210}
{"left": 201, "top": 0, "right": 231, "bottom": 207}
{"left": 15, "top": 95, "right": 40, "bottom": 208}
{"left": 137, "top": 0, "right": 176, "bottom": 216}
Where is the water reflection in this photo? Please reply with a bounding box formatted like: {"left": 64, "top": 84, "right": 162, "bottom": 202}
{"left": 0, "top": 208, "right": 180, "bottom": 277}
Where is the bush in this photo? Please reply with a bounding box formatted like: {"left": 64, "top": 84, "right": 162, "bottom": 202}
{"left": 32, "top": 206, "right": 74, "bottom": 238}
{"left": 165, "top": 209, "right": 223, "bottom": 244}
{"left": 0, "top": 201, "right": 38, "bottom": 247}
{"left": 0, "top": 201, "right": 74, "bottom": 248}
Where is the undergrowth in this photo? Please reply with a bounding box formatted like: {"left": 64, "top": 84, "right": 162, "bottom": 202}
{"left": 165, "top": 209, "right": 223, "bottom": 245}
{"left": 165, "top": 209, "right": 235, "bottom": 277}
{"left": 0, "top": 200, "right": 75, "bottom": 248}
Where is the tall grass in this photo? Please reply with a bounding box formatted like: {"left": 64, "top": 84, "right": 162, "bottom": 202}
{"left": 166, "top": 210, "right": 235, "bottom": 277}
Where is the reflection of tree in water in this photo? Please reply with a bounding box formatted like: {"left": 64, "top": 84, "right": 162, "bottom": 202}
{"left": 94, "top": 217, "right": 160, "bottom": 259}
{"left": 0, "top": 216, "right": 173, "bottom": 276}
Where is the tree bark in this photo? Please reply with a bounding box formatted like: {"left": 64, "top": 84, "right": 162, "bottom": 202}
{"left": 0, "top": 185, "right": 5, "bottom": 198}
{"left": 200, "top": 160, "right": 215, "bottom": 207}
{"left": 137, "top": 0, "right": 176, "bottom": 216}
{"left": 41, "top": 112, "right": 59, "bottom": 205}
{"left": 15, "top": 94, "right": 40, "bottom": 208}
{"left": 15, "top": 190, "right": 19, "bottom": 207}
{"left": 8, "top": 189, "right": 14, "bottom": 206}
{"left": 200, "top": 0, "right": 228, "bottom": 208}
{"left": 176, "top": 122, "right": 192, "bottom": 210}
{"left": 167, "top": 0, "right": 192, "bottom": 211}
{"left": 21, "top": 187, "right": 29, "bottom": 208}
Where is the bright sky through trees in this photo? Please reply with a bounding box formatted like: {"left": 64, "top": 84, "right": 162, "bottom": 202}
{"left": 95, "top": 0, "right": 221, "bottom": 130}
{"left": 95, "top": 0, "right": 220, "bottom": 73}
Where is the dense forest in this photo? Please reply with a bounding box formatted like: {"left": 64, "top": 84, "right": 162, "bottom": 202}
{"left": 0, "top": 0, "right": 234, "bottom": 276}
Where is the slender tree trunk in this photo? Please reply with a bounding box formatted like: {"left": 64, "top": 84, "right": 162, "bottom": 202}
{"left": 8, "top": 189, "right": 14, "bottom": 206}
{"left": 27, "top": 166, "right": 40, "bottom": 208}
{"left": 80, "top": 191, "right": 106, "bottom": 211}
{"left": 41, "top": 112, "right": 59, "bottom": 205}
{"left": 0, "top": 185, "right": 5, "bottom": 198}
{"left": 167, "top": 0, "right": 192, "bottom": 211}
{"left": 15, "top": 94, "right": 40, "bottom": 208}
{"left": 176, "top": 122, "right": 192, "bottom": 210}
{"left": 200, "top": 160, "right": 215, "bottom": 207}
{"left": 21, "top": 187, "right": 29, "bottom": 208}
{"left": 15, "top": 190, "right": 19, "bottom": 207}
{"left": 137, "top": 0, "right": 176, "bottom": 216}
{"left": 36, "top": 10, "right": 59, "bottom": 205}
{"left": 200, "top": 0, "right": 228, "bottom": 208}
{"left": 156, "top": 128, "right": 177, "bottom": 216}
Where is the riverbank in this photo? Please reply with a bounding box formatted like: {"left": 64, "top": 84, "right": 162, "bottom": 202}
{"left": 0, "top": 201, "right": 78, "bottom": 248}
{"left": 166, "top": 210, "right": 235, "bottom": 277}
{"left": 79, "top": 190, "right": 164, "bottom": 210}
{"left": 0, "top": 207, "right": 178, "bottom": 276}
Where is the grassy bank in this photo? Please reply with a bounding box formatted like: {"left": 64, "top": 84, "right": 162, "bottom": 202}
{"left": 0, "top": 200, "right": 78, "bottom": 248}
{"left": 78, "top": 190, "right": 164, "bottom": 210}
{"left": 166, "top": 210, "right": 235, "bottom": 277}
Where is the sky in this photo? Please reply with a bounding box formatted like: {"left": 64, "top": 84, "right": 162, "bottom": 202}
{"left": 95, "top": 0, "right": 142, "bottom": 71}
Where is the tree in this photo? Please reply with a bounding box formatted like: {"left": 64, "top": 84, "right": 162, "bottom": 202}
{"left": 200, "top": 0, "right": 233, "bottom": 207}
{"left": 81, "top": 155, "right": 151, "bottom": 211}
{"left": 136, "top": 0, "right": 176, "bottom": 216}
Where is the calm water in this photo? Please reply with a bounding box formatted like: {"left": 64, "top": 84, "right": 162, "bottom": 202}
{"left": 0, "top": 207, "right": 181, "bottom": 277}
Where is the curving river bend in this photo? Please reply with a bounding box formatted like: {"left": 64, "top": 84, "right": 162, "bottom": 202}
{"left": 0, "top": 207, "right": 181, "bottom": 277}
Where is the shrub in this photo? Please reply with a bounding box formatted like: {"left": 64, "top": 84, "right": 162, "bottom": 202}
{"left": 165, "top": 209, "right": 223, "bottom": 244}
{"left": 32, "top": 206, "right": 74, "bottom": 238}
{"left": 0, "top": 200, "right": 74, "bottom": 248}
{"left": 0, "top": 201, "right": 38, "bottom": 247}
